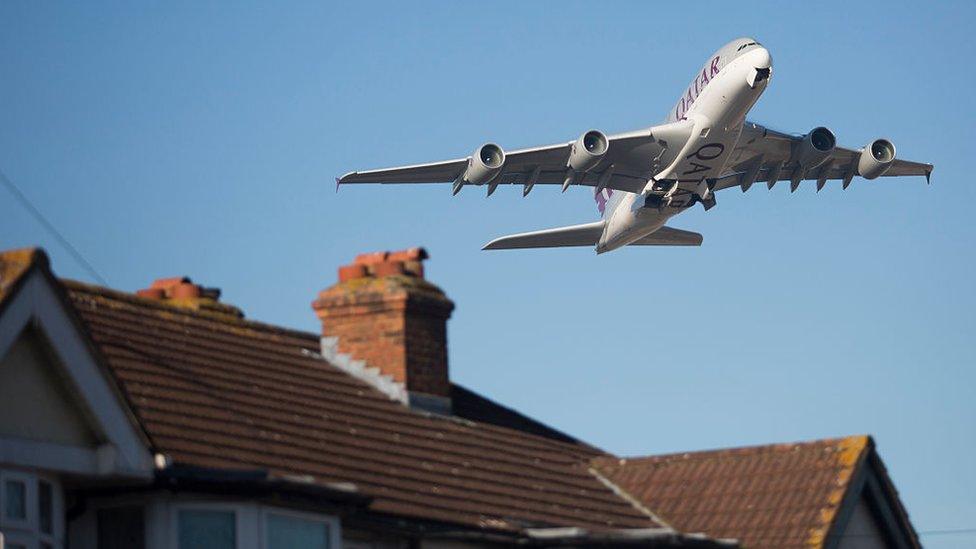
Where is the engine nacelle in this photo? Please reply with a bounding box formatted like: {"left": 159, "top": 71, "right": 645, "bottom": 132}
{"left": 567, "top": 130, "right": 609, "bottom": 173}
{"left": 857, "top": 139, "right": 896, "bottom": 179}
{"left": 463, "top": 143, "right": 506, "bottom": 185}
{"left": 795, "top": 127, "right": 836, "bottom": 170}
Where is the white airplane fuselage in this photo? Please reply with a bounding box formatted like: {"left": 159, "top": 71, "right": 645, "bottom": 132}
{"left": 596, "top": 40, "right": 773, "bottom": 253}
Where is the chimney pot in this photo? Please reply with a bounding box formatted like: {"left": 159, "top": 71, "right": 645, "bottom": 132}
{"left": 151, "top": 276, "right": 191, "bottom": 292}
{"left": 373, "top": 260, "right": 405, "bottom": 277}
{"left": 388, "top": 248, "right": 428, "bottom": 262}
{"left": 137, "top": 288, "right": 165, "bottom": 300}
{"left": 170, "top": 282, "right": 202, "bottom": 299}
{"left": 354, "top": 251, "right": 389, "bottom": 266}
{"left": 338, "top": 264, "right": 368, "bottom": 282}
{"left": 136, "top": 276, "right": 244, "bottom": 319}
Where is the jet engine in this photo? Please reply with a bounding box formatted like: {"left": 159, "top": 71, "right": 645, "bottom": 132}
{"left": 857, "top": 139, "right": 896, "bottom": 179}
{"left": 567, "top": 130, "right": 609, "bottom": 173}
{"left": 795, "top": 127, "right": 836, "bottom": 170}
{"left": 463, "top": 143, "right": 506, "bottom": 185}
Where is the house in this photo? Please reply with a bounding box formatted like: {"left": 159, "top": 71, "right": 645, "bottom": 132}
{"left": 0, "top": 246, "right": 920, "bottom": 548}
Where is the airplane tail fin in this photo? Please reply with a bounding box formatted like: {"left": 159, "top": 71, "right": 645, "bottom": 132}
{"left": 482, "top": 221, "right": 702, "bottom": 250}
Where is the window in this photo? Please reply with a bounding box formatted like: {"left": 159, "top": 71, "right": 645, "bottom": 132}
{"left": 178, "top": 509, "right": 236, "bottom": 549}
{"left": 266, "top": 513, "right": 330, "bottom": 549}
{"left": 0, "top": 470, "right": 63, "bottom": 549}
{"left": 169, "top": 503, "right": 340, "bottom": 549}
{"left": 4, "top": 480, "right": 26, "bottom": 520}
{"left": 39, "top": 481, "right": 52, "bottom": 534}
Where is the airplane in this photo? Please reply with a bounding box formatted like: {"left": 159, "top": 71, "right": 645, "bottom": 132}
{"left": 337, "top": 38, "right": 933, "bottom": 254}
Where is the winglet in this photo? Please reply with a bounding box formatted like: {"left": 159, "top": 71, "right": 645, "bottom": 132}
{"left": 335, "top": 176, "right": 340, "bottom": 193}
{"left": 926, "top": 168, "right": 932, "bottom": 184}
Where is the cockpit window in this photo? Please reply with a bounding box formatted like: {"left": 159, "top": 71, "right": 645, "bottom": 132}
{"left": 737, "top": 41, "right": 760, "bottom": 51}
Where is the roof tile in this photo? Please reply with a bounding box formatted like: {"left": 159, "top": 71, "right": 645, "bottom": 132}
{"left": 592, "top": 437, "right": 871, "bottom": 548}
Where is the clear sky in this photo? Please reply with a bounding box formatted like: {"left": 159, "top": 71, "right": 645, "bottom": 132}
{"left": 2, "top": 1, "right": 974, "bottom": 545}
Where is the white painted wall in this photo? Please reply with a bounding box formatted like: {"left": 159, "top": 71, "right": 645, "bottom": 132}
{"left": 0, "top": 329, "right": 99, "bottom": 447}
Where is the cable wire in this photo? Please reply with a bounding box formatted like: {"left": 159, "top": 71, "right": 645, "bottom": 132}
{"left": 0, "top": 167, "right": 108, "bottom": 285}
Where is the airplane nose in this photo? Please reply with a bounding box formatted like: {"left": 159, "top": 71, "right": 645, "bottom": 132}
{"left": 752, "top": 47, "right": 772, "bottom": 70}
{"left": 746, "top": 48, "right": 772, "bottom": 88}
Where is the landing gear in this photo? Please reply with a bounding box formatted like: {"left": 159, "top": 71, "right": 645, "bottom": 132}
{"left": 642, "top": 179, "right": 717, "bottom": 211}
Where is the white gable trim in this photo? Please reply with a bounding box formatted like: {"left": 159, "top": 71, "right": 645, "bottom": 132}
{"left": 0, "top": 269, "right": 153, "bottom": 479}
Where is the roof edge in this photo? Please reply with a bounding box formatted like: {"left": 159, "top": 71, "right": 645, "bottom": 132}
{"left": 810, "top": 434, "right": 872, "bottom": 547}
{"left": 820, "top": 437, "right": 922, "bottom": 549}
{"left": 0, "top": 247, "right": 49, "bottom": 318}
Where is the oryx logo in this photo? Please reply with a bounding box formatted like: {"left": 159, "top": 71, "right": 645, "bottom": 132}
{"left": 595, "top": 188, "right": 614, "bottom": 215}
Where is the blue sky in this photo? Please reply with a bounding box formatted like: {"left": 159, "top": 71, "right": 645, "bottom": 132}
{"left": 2, "top": 1, "right": 974, "bottom": 545}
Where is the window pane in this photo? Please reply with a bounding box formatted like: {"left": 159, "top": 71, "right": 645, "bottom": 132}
{"left": 39, "top": 480, "right": 53, "bottom": 533}
{"left": 267, "top": 513, "right": 329, "bottom": 549}
{"left": 178, "top": 509, "right": 236, "bottom": 549}
{"left": 4, "top": 479, "right": 26, "bottom": 519}
{"left": 98, "top": 506, "right": 145, "bottom": 549}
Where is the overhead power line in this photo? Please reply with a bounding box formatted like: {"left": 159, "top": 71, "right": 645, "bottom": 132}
{"left": 0, "top": 167, "right": 108, "bottom": 285}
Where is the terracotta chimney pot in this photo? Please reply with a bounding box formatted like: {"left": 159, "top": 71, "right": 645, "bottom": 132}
{"left": 354, "top": 251, "right": 389, "bottom": 266}
{"left": 137, "top": 288, "right": 165, "bottom": 300}
{"left": 373, "top": 260, "right": 405, "bottom": 277}
{"left": 170, "top": 282, "right": 202, "bottom": 299}
{"left": 151, "top": 276, "right": 190, "bottom": 292}
{"left": 338, "top": 264, "right": 368, "bottom": 282}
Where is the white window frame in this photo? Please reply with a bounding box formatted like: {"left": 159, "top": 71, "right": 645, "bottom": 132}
{"left": 34, "top": 477, "right": 60, "bottom": 549}
{"left": 260, "top": 507, "right": 341, "bottom": 549}
{"left": 0, "top": 469, "right": 63, "bottom": 549}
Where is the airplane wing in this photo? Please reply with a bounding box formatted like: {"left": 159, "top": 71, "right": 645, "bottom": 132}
{"left": 482, "top": 221, "right": 702, "bottom": 250}
{"left": 712, "top": 121, "right": 933, "bottom": 192}
{"left": 338, "top": 121, "right": 696, "bottom": 195}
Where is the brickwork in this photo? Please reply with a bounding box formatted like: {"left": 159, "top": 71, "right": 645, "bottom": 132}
{"left": 312, "top": 248, "right": 454, "bottom": 397}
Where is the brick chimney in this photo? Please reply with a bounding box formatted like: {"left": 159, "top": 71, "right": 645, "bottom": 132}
{"left": 136, "top": 276, "right": 243, "bottom": 319}
{"left": 312, "top": 248, "right": 455, "bottom": 413}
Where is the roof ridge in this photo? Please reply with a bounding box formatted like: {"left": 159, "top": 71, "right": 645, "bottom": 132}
{"left": 604, "top": 435, "right": 868, "bottom": 465}
{"left": 65, "top": 283, "right": 605, "bottom": 459}
{"left": 62, "top": 278, "right": 319, "bottom": 342}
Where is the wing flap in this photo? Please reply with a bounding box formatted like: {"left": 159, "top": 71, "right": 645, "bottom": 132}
{"left": 716, "top": 121, "right": 933, "bottom": 191}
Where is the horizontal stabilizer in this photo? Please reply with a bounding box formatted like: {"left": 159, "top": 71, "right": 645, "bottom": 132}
{"left": 482, "top": 222, "right": 702, "bottom": 250}
{"left": 630, "top": 226, "right": 703, "bottom": 246}
{"left": 482, "top": 221, "right": 605, "bottom": 250}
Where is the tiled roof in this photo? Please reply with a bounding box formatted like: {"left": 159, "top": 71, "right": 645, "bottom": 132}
{"left": 59, "top": 278, "right": 661, "bottom": 533}
{"left": 592, "top": 437, "right": 876, "bottom": 548}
